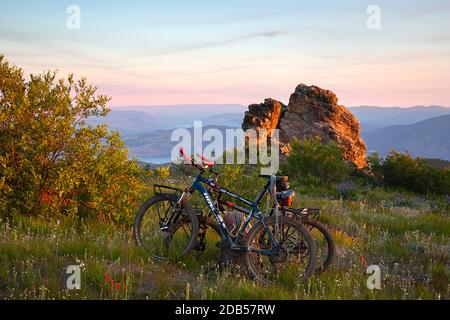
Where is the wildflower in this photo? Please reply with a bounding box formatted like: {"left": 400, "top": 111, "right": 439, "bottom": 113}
{"left": 359, "top": 255, "right": 368, "bottom": 267}
{"left": 41, "top": 191, "right": 53, "bottom": 205}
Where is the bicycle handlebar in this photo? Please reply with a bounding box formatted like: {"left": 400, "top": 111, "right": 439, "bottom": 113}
{"left": 179, "top": 147, "right": 217, "bottom": 174}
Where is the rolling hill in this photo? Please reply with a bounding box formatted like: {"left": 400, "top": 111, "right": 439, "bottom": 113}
{"left": 87, "top": 105, "right": 450, "bottom": 162}
{"left": 88, "top": 104, "right": 245, "bottom": 136}
{"left": 124, "top": 125, "right": 238, "bottom": 163}
{"left": 362, "top": 115, "right": 450, "bottom": 160}
{"left": 349, "top": 105, "right": 450, "bottom": 130}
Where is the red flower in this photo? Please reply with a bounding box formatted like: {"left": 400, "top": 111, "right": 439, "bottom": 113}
{"left": 359, "top": 255, "right": 368, "bottom": 267}
{"left": 41, "top": 191, "right": 53, "bottom": 205}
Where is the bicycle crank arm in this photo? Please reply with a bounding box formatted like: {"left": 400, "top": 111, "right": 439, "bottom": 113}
{"left": 229, "top": 245, "right": 273, "bottom": 256}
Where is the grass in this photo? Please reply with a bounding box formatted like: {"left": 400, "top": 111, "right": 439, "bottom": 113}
{"left": 0, "top": 180, "right": 449, "bottom": 300}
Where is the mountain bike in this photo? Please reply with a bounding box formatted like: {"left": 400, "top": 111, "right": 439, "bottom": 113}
{"left": 134, "top": 148, "right": 317, "bottom": 284}
{"left": 202, "top": 175, "right": 336, "bottom": 273}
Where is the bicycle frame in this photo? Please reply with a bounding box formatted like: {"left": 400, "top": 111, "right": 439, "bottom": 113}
{"left": 189, "top": 174, "right": 277, "bottom": 255}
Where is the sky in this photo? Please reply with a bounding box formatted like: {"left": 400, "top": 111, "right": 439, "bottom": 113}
{"left": 1, "top": 0, "right": 450, "bottom": 107}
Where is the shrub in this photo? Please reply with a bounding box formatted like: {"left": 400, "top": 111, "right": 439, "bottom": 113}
{"left": 283, "top": 137, "right": 351, "bottom": 185}
{"left": 0, "top": 55, "right": 145, "bottom": 223}
{"left": 215, "top": 164, "right": 263, "bottom": 201}
{"left": 368, "top": 151, "right": 450, "bottom": 195}
{"left": 154, "top": 166, "right": 170, "bottom": 179}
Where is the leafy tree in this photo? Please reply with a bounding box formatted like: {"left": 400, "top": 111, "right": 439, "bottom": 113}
{"left": 283, "top": 137, "right": 351, "bottom": 185}
{"left": 368, "top": 151, "right": 450, "bottom": 195}
{"left": 0, "top": 55, "right": 145, "bottom": 223}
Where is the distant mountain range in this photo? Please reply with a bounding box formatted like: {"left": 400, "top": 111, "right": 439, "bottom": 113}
{"left": 88, "top": 105, "right": 450, "bottom": 162}
{"left": 124, "top": 125, "right": 236, "bottom": 163}
{"left": 88, "top": 104, "right": 245, "bottom": 136}
{"left": 362, "top": 115, "right": 450, "bottom": 159}
{"left": 349, "top": 105, "right": 450, "bottom": 132}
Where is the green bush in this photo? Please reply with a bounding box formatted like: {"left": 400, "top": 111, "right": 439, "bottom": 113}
{"left": 282, "top": 137, "right": 351, "bottom": 185}
{"left": 215, "top": 164, "right": 264, "bottom": 201}
{"left": 154, "top": 166, "right": 170, "bottom": 179}
{"left": 0, "top": 55, "right": 145, "bottom": 223}
{"left": 368, "top": 151, "right": 450, "bottom": 195}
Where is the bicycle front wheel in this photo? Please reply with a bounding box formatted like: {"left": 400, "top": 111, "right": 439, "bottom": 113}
{"left": 133, "top": 195, "right": 199, "bottom": 261}
{"left": 243, "top": 215, "right": 317, "bottom": 285}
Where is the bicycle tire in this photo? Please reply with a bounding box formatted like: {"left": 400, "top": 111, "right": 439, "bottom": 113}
{"left": 172, "top": 215, "right": 222, "bottom": 269}
{"left": 281, "top": 209, "right": 336, "bottom": 273}
{"left": 302, "top": 218, "right": 336, "bottom": 273}
{"left": 243, "top": 215, "right": 317, "bottom": 285}
{"left": 133, "top": 194, "right": 199, "bottom": 261}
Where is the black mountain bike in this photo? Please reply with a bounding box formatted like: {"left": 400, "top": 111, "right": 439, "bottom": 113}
{"left": 134, "top": 148, "right": 317, "bottom": 284}
{"left": 196, "top": 175, "right": 336, "bottom": 274}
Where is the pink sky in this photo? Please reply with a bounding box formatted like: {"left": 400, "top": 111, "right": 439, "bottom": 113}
{"left": 2, "top": 1, "right": 449, "bottom": 108}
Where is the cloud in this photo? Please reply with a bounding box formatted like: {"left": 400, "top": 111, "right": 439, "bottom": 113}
{"left": 257, "top": 31, "right": 286, "bottom": 37}
{"left": 136, "top": 30, "right": 288, "bottom": 57}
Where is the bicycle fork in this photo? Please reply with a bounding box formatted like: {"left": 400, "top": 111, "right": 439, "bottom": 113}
{"left": 160, "top": 190, "right": 191, "bottom": 231}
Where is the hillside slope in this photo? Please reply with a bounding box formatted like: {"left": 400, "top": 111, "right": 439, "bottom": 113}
{"left": 124, "top": 125, "right": 237, "bottom": 161}
{"left": 350, "top": 106, "right": 450, "bottom": 127}
{"left": 362, "top": 115, "right": 450, "bottom": 160}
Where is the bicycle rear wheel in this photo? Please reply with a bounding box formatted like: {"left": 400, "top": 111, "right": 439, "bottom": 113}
{"left": 133, "top": 195, "right": 199, "bottom": 261}
{"left": 302, "top": 218, "right": 336, "bottom": 273}
{"left": 283, "top": 209, "right": 336, "bottom": 273}
{"left": 243, "top": 215, "right": 317, "bottom": 285}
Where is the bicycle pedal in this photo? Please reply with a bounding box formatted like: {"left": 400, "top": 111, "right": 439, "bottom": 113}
{"left": 230, "top": 245, "right": 250, "bottom": 252}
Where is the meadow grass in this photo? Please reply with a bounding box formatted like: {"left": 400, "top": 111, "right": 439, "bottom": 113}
{"left": 0, "top": 186, "right": 448, "bottom": 300}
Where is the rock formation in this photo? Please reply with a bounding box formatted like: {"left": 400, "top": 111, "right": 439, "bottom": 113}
{"left": 242, "top": 98, "right": 287, "bottom": 142}
{"left": 241, "top": 84, "right": 367, "bottom": 168}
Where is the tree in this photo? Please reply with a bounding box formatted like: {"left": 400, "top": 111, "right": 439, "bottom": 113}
{"left": 368, "top": 151, "right": 450, "bottom": 195}
{"left": 0, "top": 55, "right": 145, "bottom": 223}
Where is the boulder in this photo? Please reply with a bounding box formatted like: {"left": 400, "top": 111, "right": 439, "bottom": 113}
{"left": 241, "top": 84, "right": 367, "bottom": 168}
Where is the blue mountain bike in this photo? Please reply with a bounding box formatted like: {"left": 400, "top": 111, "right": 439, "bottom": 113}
{"left": 134, "top": 148, "right": 317, "bottom": 284}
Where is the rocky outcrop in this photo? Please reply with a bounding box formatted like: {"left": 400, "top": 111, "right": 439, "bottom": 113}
{"left": 241, "top": 84, "right": 367, "bottom": 168}
{"left": 242, "top": 98, "right": 287, "bottom": 143}
{"left": 242, "top": 99, "right": 286, "bottom": 133}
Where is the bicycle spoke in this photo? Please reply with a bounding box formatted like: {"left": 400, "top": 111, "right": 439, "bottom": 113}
{"left": 244, "top": 216, "right": 316, "bottom": 284}
{"left": 134, "top": 196, "right": 198, "bottom": 261}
